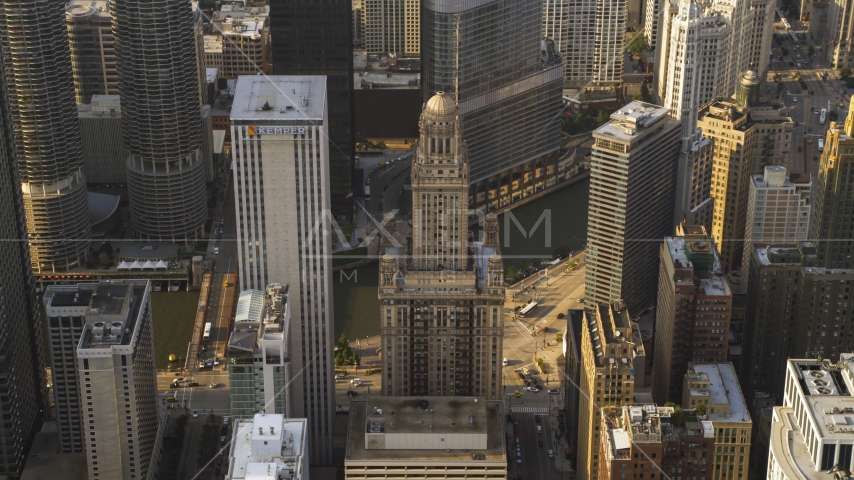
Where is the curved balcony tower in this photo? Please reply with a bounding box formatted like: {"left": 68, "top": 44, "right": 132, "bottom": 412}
{"left": 0, "top": 0, "right": 92, "bottom": 273}
{"left": 112, "top": 0, "right": 207, "bottom": 242}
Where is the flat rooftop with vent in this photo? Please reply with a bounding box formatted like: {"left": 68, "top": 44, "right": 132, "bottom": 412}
{"left": 231, "top": 75, "right": 325, "bottom": 122}
{"left": 345, "top": 396, "right": 507, "bottom": 478}
{"left": 226, "top": 414, "right": 307, "bottom": 480}
{"left": 594, "top": 101, "right": 671, "bottom": 143}
{"left": 769, "top": 355, "right": 854, "bottom": 479}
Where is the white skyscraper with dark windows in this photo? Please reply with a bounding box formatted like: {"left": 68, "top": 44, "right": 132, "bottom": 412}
{"left": 230, "top": 75, "right": 334, "bottom": 463}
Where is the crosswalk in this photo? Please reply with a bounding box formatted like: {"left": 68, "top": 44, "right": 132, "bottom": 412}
{"left": 507, "top": 407, "right": 549, "bottom": 413}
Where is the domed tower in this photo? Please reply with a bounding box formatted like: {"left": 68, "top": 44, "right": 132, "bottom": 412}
{"left": 411, "top": 92, "right": 470, "bottom": 271}
{"left": 483, "top": 213, "right": 500, "bottom": 247}
{"left": 487, "top": 253, "right": 504, "bottom": 288}
{"left": 380, "top": 254, "right": 397, "bottom": 287}
{"left": 736, "top": 70, "right": 761, "bottom": 110}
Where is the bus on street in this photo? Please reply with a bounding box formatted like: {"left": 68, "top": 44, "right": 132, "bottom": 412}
{"left": 819, "top": 139, "right": 825, "bottom": 152}
{"left": 519, "top": 301, "right": 538, "bottom": 317}
{"left": 203, "top": 322, "right": 212, "bottom": 341}
{"left": 820, "top": 108, "right": 827, "bottom": 125}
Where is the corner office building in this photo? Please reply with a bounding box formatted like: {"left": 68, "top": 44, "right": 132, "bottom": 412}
{"left": 421, "top": 0, "right": 563, "bottom": 211}
{"left": 43, "top": 280, "right": 163, "bottom": 479}
{"left": 231, "top": 75, "right": 335, "bottom": 463}
{"left": 585, "top": 102, "right": 681, "bottom": 314}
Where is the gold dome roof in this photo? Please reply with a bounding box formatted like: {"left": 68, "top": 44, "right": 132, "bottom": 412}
{"left": 423, "top": 91, "right": 457, "bottom": 118}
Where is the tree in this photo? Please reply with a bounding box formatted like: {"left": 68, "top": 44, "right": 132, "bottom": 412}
{"left": 841, "top": 67, "right": 852, "bottom": 79}
{"left": 640, "top": 83, "right": 653, "bottom": 103}
{"left": 830, "top": 110, "right": 840, "bottom": 122}
{"left": 335, "top": 350, "right": 347, "bottom": 366}
{"left": 627, "top": 34, "right": 649, "bottom": 56}
{"left": 597, "top": 109, "right": 609, "bottom": 124}
{"left": 507, "top": 266, "right": 518, "bottom": 280}
{"left": 98, "top": 252, "right": 110, "bottom": 268}
{"left": 336, "top": 334, "right": 349, "bottom": 350}
{"left": 632, "top": 92, "right": 644, "bottom": 101}
{"left": 352, "top": 353, "right": 361, "bottom": 366}
{"left": 197, "top": 424, "right": 220, "bottom": 468}
{"left": 553, "top": 243, "right": 571, "bottom": 260}
{"left": 665, "top": 402, "right": 686, "bottom": 426}
{"left": 554, "top": 332, "right": 563, "bottom": 343}
{"left": 696, "top": 404, "right": 707, "bottom": 416}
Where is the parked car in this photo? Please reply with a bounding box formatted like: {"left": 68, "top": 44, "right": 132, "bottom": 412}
{"left": 548, "top": 389, "right": 560, "bottom": 394}
{"left": 548, "top": 449, "right": 555, "bottom": 458}
{"left": 187, "top": 382, "right": 199, "bottom": 387}
{"left": 223, "top": 417, "right": 230, "bottom": 425}
{"left": 537, "top": 425, "right": 543, "bottom": 434}
{"left": 193, "top": 409, "right": 199, "bottom": 418}
{"left": 220, "top": 436, "right": 226, "bottom": 444}
{"left": 214, "top": 358, "right": 221, "bottom": 366}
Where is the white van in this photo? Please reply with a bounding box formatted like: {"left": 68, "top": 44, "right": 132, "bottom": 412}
{"left": 503, "top": 358, "right": 509, "bottom": 366}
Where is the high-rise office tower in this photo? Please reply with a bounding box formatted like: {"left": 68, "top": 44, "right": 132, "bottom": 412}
{"left": 352, "top": 0, "right": 366, "bottom": 49}
{"left": 422, "top": 0, "right": 563, "bottom": 211}
{"left": 812, "top": 97, "right": 854, "bottom": 269}
{"left": 112, "top": 0, "right": 207, "bottom": 242}
{"left": 44, "top": 280, "right": 163, "bottom": 479}
{"left": 65, "top": 0, "right": 117, "bottom": 104}
{"left": 377, "top": 92, "right": 506, "bottom": 399}
{"left": 661, "top": 0, "right": 714, "bottom": 230}
{"left": 644, "top": 0, "right": 662, "bottom": 50}
{"left": 228, "top": 285, "right": 293, "bottom": 418}
{"left": 577, "top": 303, "right": 646, "bottom": 480}
{"left": 585, "top": 102, "right": 681, "bottom": 313}
{"left": 741, "top": 166, "right": 812, "bottom": 275}
{"left": 654, "top": 0, "right": 775, "bottom": 104}
{"left": 0, "top": 0, "right": 92, "bottom": 273}
{"left": 270, "top": 0, "right": 354, "bottom": 223}
{"left": 697, "top": 78, "right": 793, "bottom": 273}
{"left": 652, "top": 224, "right": 731, "bottom": 405}
{"left": 560, "top": 0, "right": 625, "bottom": 87}
{"left": 0, "top": 49, "right": 46, "bottom": 478}
{"left": 741, "top": 243, "right": 854, "bottom": 403}
{"left": 230, "top": 76, "right": 335, "bottom": 464}
{"left": 210, "top": 4, "right": 270, "bottom": 78}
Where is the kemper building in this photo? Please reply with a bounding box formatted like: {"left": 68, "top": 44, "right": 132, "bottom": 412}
{"left": 377, "top": 92, "right": 505, "bottom": 399}
{"left": 422, "top": 0, "right": 564, "bottom": 211}
{"left": 227, "top": 285, "right": 292, "bottom": 418}
{"left": 43, "top": 280, "right": 165, "bottom": 480}
{"left": 230, "top": 75, "right": 335, "bottom": 462}
{"left": 344, "top": 396, "right": 507, "bottom": 479}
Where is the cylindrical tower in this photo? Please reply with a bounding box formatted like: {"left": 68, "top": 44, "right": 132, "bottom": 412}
{"left": 1, "top": 0, "right": 92, "bottom": 273}
{"left": 112, "top": 0, "right": 206, "bottom": 242}
{"left": 736, "top": 70, "right": 761, "bottom": 110}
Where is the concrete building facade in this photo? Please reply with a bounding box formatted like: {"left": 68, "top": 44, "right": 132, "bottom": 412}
{"left": 227, "top": 285, "right": 292, "bottom": 418}
{"left": 230, "top": 75, "right": 335, "bottom": 463}
{"left": 344, "top": 396, "right": 507, "bottom": 480}
{"left": 585, "top": 102, "right": 681, "bottom": 313}
{"left": 360, "top": 0, "right": 420, "bottom": 55}
{"left": 211, "top": 4, "right": 270, "bottom": 78}
{"left": 768, "top": 356, "right": 854, "bottom": 479}
{"left": 653, "top": 225, "right": 732, "bottom": 405}
{"left": 741, "top": 165, "right": 812, "bottom": 275}
{"left": 45, "top": 280, "right": 164, "bottom": 480}
{"left": 377, "top": 92, "right": 505, "bottom": 399}
{"left": 577, "top": 303, "right": 646, "bottom": 480}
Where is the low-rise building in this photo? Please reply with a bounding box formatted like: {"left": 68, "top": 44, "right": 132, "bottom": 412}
{"left": 768, "top": 355, "right": 854, "bottom": 479}
{"left": 226, "top": 413, "right": 308, "bottom": 480}
{"left": 344, "top": 396, "right": 506, "bottom": 479}
{"left": 227, "top": 284, "right": 292, "bottom": 418}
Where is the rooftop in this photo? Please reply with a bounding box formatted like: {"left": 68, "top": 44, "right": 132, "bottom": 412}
{"left": 751, "top": 165, "right": 811, "bottom": 189}
{"left": 595, "top": 101, "right": 671, "bottom": 143}
{"left": 231, "top": 76, "right": 326, "bottom": 122}
{"left": 228, "top": 414, "right": 307, "bottom": 480}
{"left": 229, "top": 284, "right": 289, "bottom": 353}
{"left": 346, "top": 397, "right": 505, "bottom": 461}
{"left": 689, "top": 364, "right": 750, "bottom": 423}
{"left": 65, "top": 0, "right": 111, "bottom": 24}
{"left": 664, "top": 236, "right": 730, "bottom": 296}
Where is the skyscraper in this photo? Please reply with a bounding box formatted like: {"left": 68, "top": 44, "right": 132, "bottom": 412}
{"left": 65, "top": 0, "right": 117, "bottom": 104}
{"left": 812, "top": 96, "right": 854, "bottom": 269}
{"left": 576, "top": 303, "right": 645, "bottom": 480}
{"left": 585, "top": 102, "right": 681, "bottom": 313}
{"left": 0, "top": 45, "right": 46, "bottom": 478}
{"left": 270, "top": 0, "right": 354, "bottom": 223}
{"left": 361, "top": 0, "right": 420, "bottom": 56}
{"left": 0, "top": 0, "right": 92, "bottom": 273}
{"left": 230, "top": 76, "right": 335, "bottom": 464}
{"left": 43, "top": 280, "right": 165, "bottom": 477}
{"left": 422, "top": 0, "right": 563, "bottom": 211}
{"left": 112, "top": 0, "right": 208, "bottom": 242}
{"left": 741, "top": 166, "right": 812, "bottom": 275}
{"left": 652, "top": 224, "right": 731, "bottom": 405}
{"left": 561, "top": 0, "right": 625, "bottom": 88}
{"left": 377, "top": 92, "right": 506, "bottom": 399}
